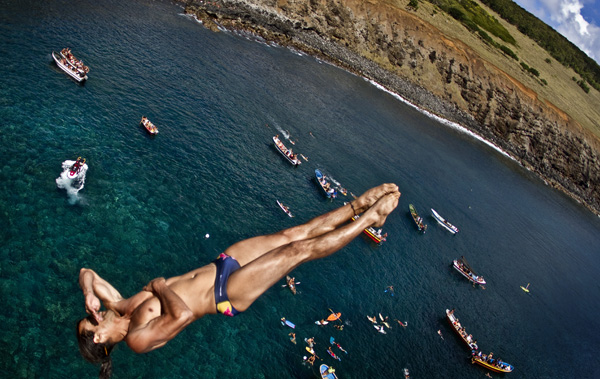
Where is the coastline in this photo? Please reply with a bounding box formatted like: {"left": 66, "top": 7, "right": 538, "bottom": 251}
{"left": 181, "top": 0, "right": 600, "bottom": 216}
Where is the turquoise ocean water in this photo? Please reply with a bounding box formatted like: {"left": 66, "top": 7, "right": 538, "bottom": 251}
{"left": 1, "top": 0, "right": 600, "bottom": 377}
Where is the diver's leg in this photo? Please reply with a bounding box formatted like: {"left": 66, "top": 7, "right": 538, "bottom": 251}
{"left": 226, "top": 191, "right": 400, "bottom": 312}
{"left": 225, "top": 183, "right": 398, "bottom": 266}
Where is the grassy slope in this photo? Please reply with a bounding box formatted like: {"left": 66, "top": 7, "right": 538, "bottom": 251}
{"left": 400, "top": 0, "right": 600, "bottom": 139}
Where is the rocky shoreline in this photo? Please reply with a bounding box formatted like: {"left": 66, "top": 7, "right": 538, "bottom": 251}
{"left": 182, "top": 0, "right": 600, "bottom": 216}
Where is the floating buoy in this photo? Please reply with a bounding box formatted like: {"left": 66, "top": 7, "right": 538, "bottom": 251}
{"left": 205, "top": 233, "right": 210, "bottom": 239}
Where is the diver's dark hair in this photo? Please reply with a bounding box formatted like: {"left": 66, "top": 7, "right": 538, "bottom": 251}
{"left": 76, "top": 317, "right": 116, "bottom": 379}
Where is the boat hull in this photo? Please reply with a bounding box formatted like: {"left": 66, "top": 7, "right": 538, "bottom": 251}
{"left": 320, "top": 364, "right": 338, "bottom": 379}
{"left": 273, "top": 136, "right": 300, "bottom": 165}
{"left": 351, "top": 214, "right": 384, "bottom": 244}
{"left": 446, "top": 309, "right": 478, "bottom": 350}
{"left": 453, "top": 260, "right": 486, "bottom": 285}
{"left": 431, "top": 209, "right": 459, "bottom": 234}
{"left": 409, "top": 204, "right": 427, "bottom": 232}
{"left": 472, "top": 356, "right": 514, "bottom": 373}
{"left": 52, "top": 51, "right": 87, "bottom": 82}
{"left": 315, "top": 169, "right": 337, "bottom": 198}
{"left": 68, "top": 163, "right": 88, "bottom": 179}
{"left": 140, "top": 118, "right": 159, "bottom": 135}
{"left": 277, "top": 200, "right": 293, "bottom": 217}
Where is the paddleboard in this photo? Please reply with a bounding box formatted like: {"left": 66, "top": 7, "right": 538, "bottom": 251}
{"left": 374, "top": 325, "right": 387, "bottom": 334}
{"left": 282, "top": 319, "right": 295, "bottom": 328}
{"left": 316, "top": 320, "right": 329, "bottom": 325}
{"left": 327, "top": 349, "right": 341, "bottom": 361}
{"left": 330, "top": 337, "right": 335, "bottom": 345}
{"left": 521, "top": 286, "right": 530, "bottom": 293}
{"left": 306, "top": 346, "right": 315, "bottom": 355}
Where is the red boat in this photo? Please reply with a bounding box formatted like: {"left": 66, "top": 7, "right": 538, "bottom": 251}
{"left": 140, "top": 116, "right": 158, "bottom": 135}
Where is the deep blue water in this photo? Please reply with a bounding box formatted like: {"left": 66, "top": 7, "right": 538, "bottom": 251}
{"left": 1, "top": 0, "right": 600, "bottom": 377}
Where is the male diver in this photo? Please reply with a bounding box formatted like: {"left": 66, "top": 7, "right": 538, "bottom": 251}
{"left": 76, "top": 183, "right": 400, "bottom": 378}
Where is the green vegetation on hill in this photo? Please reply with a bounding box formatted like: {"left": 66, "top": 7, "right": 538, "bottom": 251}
{"left": 476, "top": 0, "right": 600, "bottom": 91}
{"left": 427, "top": 0, "right": 515, "bottom": 45}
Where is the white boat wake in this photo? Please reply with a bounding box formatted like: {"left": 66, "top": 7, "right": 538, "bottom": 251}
{"left": 56, "top": 160, "right": 87, "bottom": 204}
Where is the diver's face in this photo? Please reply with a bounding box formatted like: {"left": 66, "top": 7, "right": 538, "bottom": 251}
{"left": 78, "top": 310, "right": 125, "bottom": 344}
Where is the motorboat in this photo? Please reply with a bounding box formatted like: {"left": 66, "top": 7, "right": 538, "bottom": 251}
{"left": 52, "top": 49, "right": 88, "bottom": 82}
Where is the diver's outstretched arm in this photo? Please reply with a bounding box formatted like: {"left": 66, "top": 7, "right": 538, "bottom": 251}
{"left": 79, "top": 268, "right": 125, "bottom": 322}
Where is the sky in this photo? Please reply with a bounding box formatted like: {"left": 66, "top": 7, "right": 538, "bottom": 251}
{"left": 513, "top": 0, "right": 600, "bottom": 63}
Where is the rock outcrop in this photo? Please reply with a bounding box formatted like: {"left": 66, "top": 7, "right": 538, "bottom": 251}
{"left": 183, "top": 0, "right": 600, "bottom": 215}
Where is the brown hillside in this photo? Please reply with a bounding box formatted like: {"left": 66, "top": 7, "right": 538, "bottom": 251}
{"left": 184, "top": 0, "right": 600, "bottom": 215}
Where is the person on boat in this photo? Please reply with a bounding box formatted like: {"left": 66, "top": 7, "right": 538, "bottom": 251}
{"left": 75, "top": 185, "right": 400, "bottom": 378}
{"left": 71, "top": 157, "right": 83, "bottom": 172}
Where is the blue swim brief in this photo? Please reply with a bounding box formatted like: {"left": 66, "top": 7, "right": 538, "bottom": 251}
{"left": 213, "top": 253, "right": 241, "bottom": 317}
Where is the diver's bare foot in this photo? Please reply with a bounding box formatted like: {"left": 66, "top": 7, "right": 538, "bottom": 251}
{"left": 351, "top": 183, "right": 399, "bottom": 215}
{"left": 364, "top": 191, "right": 401, "bottom": 227}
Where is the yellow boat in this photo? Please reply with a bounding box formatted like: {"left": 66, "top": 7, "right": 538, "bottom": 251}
{"left": 471, "top": 355, "right": 514, "bottom": 373}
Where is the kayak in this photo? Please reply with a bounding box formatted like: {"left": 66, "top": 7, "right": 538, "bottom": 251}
{"left": 327, "top": 348, "right": 341, "bottom": 361}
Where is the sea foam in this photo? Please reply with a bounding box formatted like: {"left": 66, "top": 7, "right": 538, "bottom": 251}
{"left": 55, "top": 160, "right": 87, "bottom": 205}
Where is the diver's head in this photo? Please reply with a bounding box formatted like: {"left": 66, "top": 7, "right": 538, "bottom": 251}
{"left": 76, "top": 310, "right": 127, "bottom": 379}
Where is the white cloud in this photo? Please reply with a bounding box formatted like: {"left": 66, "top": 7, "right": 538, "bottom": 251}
{"left": 515, "top": 0, "right": 600, "bottom": 62}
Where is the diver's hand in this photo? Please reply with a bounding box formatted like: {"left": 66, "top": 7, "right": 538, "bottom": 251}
{"left": 143, "top": 277, "right": 167, "bottom": 293}
{"left": 85, "top": 292, "right": 103, "bottom": 322}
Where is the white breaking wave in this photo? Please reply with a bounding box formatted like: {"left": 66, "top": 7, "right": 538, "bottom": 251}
{"left": 56, "top": 160, "right": 87, "bottom": 205}
{"left": 364, "top": 78, "right": 515, "bottom": 161}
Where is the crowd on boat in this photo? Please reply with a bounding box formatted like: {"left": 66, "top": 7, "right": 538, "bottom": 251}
{"left": 350, "top": 212, "right": 387, "bottom": 244}
{"left": 454, "top": 258, "right": 485, "bottom": 285}
{"left": 60, "top": 48, "right": 89, "bottom": 74}
{"left": 409, "top": 204, "right": 427, "bottom": 232}
{"left": 447, "top": 309, "right": 478, "bottom": 350}
{"left": 274, "top": 135, "right": 300, "bottom": 164}
{"left": 471, "top": 350, "right": 513, "bottom": 372}
{"left": 318, "top": 175, "right": 337, "bottom": 197}
{"left": 447, "top": 309, "right": 513, "bottom": 373}
{"left": 140, "top": 116, "right": 158, "bottom": 134}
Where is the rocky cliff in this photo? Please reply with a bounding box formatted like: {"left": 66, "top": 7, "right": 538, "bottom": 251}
{"left": 184, "top": 0, "right": 600, "bottom": 215}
